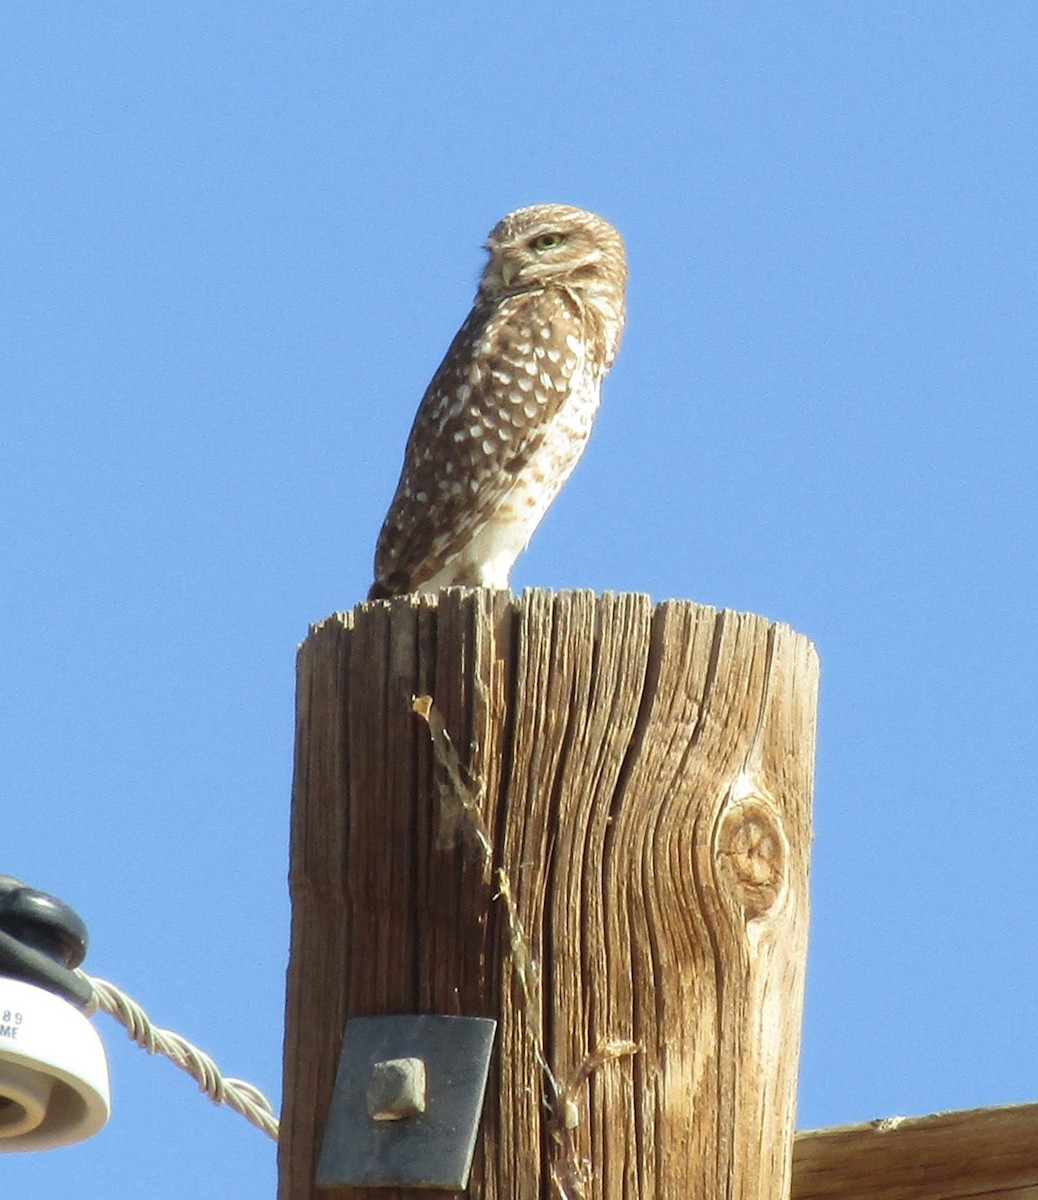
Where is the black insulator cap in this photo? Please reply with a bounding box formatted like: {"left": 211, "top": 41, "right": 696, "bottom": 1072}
{"left": 0, "top": 876, "right": 94, "bottom": 1009}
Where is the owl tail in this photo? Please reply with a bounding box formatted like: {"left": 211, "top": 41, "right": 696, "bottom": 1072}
{"left": 367, "top": 576, "right": 409, "bottom": 601}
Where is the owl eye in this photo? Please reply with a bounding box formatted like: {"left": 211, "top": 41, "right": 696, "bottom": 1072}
{"left": 531, "top": 232, "right": 565, "bottom": 251}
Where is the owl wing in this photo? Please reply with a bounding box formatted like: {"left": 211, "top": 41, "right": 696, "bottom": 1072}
{"left": 372, "top": 287, "right": 590, "bottom": 594}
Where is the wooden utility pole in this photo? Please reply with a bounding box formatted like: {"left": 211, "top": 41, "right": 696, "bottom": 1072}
{"left": 280, "top": 589, "right": 819, "bottom": 1199}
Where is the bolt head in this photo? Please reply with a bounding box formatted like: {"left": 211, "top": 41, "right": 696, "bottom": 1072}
{"left": 367, "top": 1057, "right": 427, "bottom": 1121}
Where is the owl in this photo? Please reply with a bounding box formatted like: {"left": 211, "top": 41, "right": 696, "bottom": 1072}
{"left": 368, "top": 203, "right": 627, "bottom": 600}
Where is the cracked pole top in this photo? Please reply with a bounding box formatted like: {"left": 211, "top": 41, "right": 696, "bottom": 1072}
{"left": 280, "top": 589, "right": 819, "bottom": 1200}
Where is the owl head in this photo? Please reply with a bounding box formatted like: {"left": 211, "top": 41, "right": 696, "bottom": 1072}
{"left": 478, "top": 204, "right": 627, "bottom": 304}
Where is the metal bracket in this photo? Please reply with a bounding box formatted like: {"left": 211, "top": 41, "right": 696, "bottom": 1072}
{"left": 316, "top": 1014, "right": 497, "bottom": 1191}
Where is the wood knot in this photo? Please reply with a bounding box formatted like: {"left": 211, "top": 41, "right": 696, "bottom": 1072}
{"left": 715, "top": 797, "right": 787, "bottom": 920}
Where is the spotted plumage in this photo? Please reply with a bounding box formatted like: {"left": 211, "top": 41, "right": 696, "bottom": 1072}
{"left": 369, "top": 203, "right": 627, "bottom": 599}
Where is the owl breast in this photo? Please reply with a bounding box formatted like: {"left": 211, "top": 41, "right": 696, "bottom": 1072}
{"left": 418, "top": 343, "right": 602, "bottom": 590}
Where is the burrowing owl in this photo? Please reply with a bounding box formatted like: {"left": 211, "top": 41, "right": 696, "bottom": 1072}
{"left": 368, "top": 203, "right": 627, "bottom": 599}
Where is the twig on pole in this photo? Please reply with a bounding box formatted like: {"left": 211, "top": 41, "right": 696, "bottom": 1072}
{"left": 412, "top": 692, "right": 639, "bottom": 1198}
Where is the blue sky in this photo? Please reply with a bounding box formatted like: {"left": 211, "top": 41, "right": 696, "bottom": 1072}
{"left": 4, "top": 4, "right": 1037, "bottom": 1196}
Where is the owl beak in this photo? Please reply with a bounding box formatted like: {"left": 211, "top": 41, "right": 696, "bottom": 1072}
{"left": 500, "top": 260, "right": 517, "bottom": 288}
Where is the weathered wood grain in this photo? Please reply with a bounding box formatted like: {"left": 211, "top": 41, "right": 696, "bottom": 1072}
{"left": 793, "top": 1103, "right": 1038, "bottom": 1199}
{"left": 280, "top": 590, "right": 818, "bottom": 1200}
